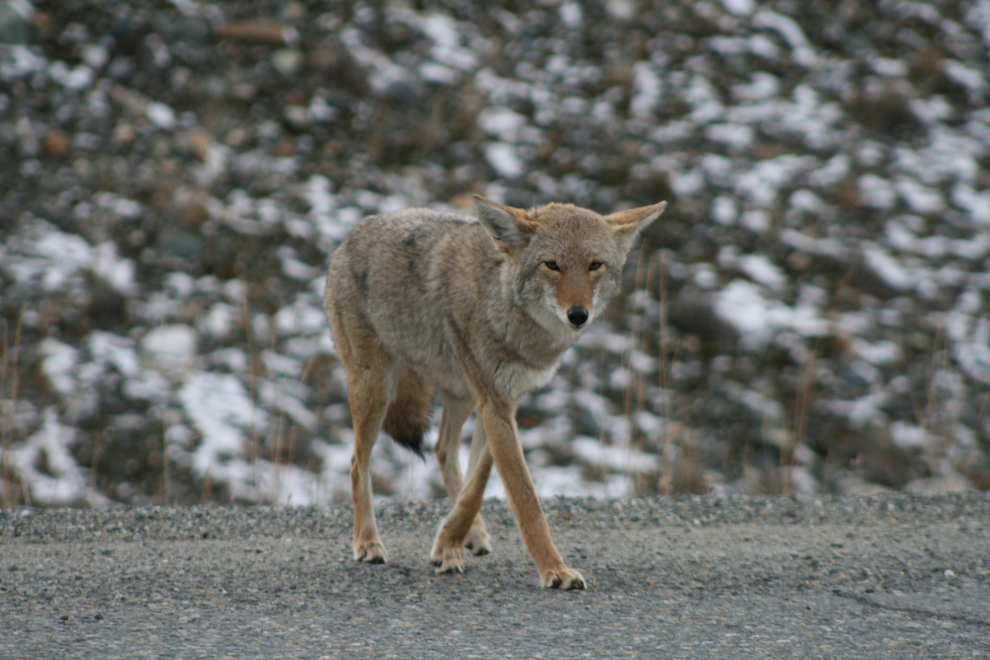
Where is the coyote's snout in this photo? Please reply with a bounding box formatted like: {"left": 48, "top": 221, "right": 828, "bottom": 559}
{"left": 323, "top": 194, "right": 666, "bottom": 589}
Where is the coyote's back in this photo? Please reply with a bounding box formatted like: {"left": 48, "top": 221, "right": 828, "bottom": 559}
{"left": 323, "top": 208, "right": 476, "bottom": 454}
{"left": 325, "top": 207, "right": 488, "bottom": 385}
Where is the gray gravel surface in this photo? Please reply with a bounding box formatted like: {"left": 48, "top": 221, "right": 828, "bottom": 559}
{"left": 3, "top": 494, "right": 989, "bottom": 659}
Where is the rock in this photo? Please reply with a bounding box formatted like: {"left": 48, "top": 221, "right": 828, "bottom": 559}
{"left": 156, "top": 226, "right": 203, "bottom": 259}
{"left": 905, "top": 476, "right": 974, "bottom": 494}
{"left": 271, "top": 48, "right": 303, "bottom": 77}
{"left": 0, "top": 0, "right": 32, "bottom": 45}
{"left": 44, "top": 128, "right": 71, "bottom": 156}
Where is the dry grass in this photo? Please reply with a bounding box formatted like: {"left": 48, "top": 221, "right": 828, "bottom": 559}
{"left": 0, "top": 306, "right": 26, "bottom": 509}
{"left": 160, "top": 400, "right": 171, "bottom": 506}
{"left": 611, "top": 245, "right": 708, "bottom": 497}
{"left": 787, "top": 266, "right": 858, "bottom": 495}
{"left": 620, "top": 242, "right": 650, "bottom": 496}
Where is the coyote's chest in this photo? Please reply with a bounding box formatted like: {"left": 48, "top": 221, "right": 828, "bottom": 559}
{"left": 402, "top": 340, "right": 562, "bottom": 401}
{"left": 494, "top": 357, "right": 563, "bottom": 399}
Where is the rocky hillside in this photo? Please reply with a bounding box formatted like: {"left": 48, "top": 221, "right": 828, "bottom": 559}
{"left": 2, "top": 0, "right": 990, "bottom": 507}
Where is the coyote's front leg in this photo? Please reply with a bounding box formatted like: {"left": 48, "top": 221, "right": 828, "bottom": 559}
{"left": 480, "top": 400, "right": 585, "bottom": 589}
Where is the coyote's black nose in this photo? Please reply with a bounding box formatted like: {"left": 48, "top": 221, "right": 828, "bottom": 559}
{"left": 567, "top": 307, "right": 589, "bottom": 327}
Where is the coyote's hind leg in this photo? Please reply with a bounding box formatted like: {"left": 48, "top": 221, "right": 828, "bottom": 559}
{"left": 463, "top": 421, "right": 493, "bottom": 556}
{"left": 432, "top": 420, "right": 494, "bottom": 573}
{"left": 434, "top": 392, "right": 493, "bottom": 558}
{"left": 330, "top": 303, "right": 395, "bottom": 564}
{"left": 347, "top": 367, "right": 392, "bottom": 563}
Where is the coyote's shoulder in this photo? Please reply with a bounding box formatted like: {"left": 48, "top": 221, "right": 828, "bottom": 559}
{"left": 324, "top": 195, "right": 666, "bottom": 589}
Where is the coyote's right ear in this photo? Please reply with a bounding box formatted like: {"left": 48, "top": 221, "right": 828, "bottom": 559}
{"left": 473, "top": 195, "right": 537, "bottom": 251}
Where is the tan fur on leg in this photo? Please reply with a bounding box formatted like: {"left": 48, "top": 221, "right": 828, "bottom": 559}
{"left": 480, "top": 400, "right": 585, "bottom": 590}
{"left": 432, "top": 423, "right": 493, "bottom": 572}
{"left": 347, "top": 370, "right": 391, "bottom": 563}
{"left": 327, "top": 303, "right": 394, "bottom": 564}
{"left": 434, "top": 393, "right": 492, "bottom": 557}
{"left": 462, "top": 421, "right": 493, "bottom": 555}
{"left": 434, "top": 393, "right": 474, "bottom": 500}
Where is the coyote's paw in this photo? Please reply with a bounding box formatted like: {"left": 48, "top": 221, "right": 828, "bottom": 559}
{"left": 354, "top": 540, "right": 388, "bottom": 564}
{"left": 541, "top": 567, "right": 586, "bottom": 590}
{"left": 432, "top": 544, "right": 466, "bottom": 574}
{"left": 431, "top": 528, "right": 466, "bottom": 573}
{"left": 464, "top": 519, "right": 493, "bottom": 556}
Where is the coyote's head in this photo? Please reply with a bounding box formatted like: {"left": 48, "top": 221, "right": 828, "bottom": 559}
{"left": 473, "top": 195, "right": 667, "bottom": 337}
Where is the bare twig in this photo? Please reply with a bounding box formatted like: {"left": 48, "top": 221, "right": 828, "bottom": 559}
{"left": 1, "top": 306, "right": 26, "bottom": 509}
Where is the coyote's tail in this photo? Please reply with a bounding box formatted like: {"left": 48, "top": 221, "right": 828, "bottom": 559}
{"left": 382, "top": 371, "right": 434, "bottom": 457}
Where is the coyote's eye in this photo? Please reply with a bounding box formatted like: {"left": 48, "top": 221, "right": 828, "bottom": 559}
{"left": 589, "top": 261, "right": 603, "bottom": 271}
{"left": 545, "top": 260, "right": 560, "bottom": 271}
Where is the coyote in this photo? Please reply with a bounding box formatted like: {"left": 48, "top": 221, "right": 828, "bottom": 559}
{"left": 323, "top": 194, "right": 666, "bottom": 589}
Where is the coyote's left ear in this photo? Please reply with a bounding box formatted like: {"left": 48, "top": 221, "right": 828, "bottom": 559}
{"left": 473, "top": 195, "right": 537, "bottom": 251}
{"left": 605, "top": 201, "right": 668, "bottom": 251}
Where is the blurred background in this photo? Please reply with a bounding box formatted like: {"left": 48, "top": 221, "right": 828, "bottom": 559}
{"left": 2, "top": 0, "right": 990, "bottom": 508}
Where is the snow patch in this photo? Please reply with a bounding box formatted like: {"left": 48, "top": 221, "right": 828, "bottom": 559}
{"left": 141, "top": 324, "right": 198, "bottom": 372}
{"left": 4, "top": 408, "right": 110, "bottom": 506}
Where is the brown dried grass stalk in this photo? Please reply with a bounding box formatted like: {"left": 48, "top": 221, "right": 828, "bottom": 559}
{"left": 1, "top": 306, "right": 25, "bottom": 509}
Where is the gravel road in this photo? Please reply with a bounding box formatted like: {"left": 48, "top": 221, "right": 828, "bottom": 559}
{"left": 2, "top": 494, "right": 989, "bottom": 659}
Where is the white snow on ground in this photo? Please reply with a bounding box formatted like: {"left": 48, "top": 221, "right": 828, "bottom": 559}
{"left": 571, "top": 436, "right": 660, "bottom": 474}
{"left": 946, "top": 288, "right": 990, "bottom": 386}
{"left": 179, "top": 371, "right": 266, "bottom": 481}
{"left": 715, "top": 279, "right": 827, "bottom": 348}
{"left": 859, "top": 174, "right": 898, "bottom": 210}
{"left": 3, "top": 408, "right": 110, "bottom": 507}
{"left": 734, "top": 254, "right": 787, "bottom": 291}
{"left": 39, "top": 339, "right": 80, "bottom": 399}
{"left": 631, "top": 61, "right": 663, "bottom": 119}
{"left": 483, "top": 142, "right": 525, "bottom": 178}
{"left": 141, "top": 325, "right": 198, "bottom": 372}
{"left": 1, "top": 221, "right": 136, "bottom": 295}
{"left": 862, "top": 244, "right": 915, "bottom": 292}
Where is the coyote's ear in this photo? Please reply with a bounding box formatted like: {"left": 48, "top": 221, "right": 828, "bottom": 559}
{"left": 605, "top": 201, "right": 667, "bottom": 251}
{"left": 473, "top": 195, "right": 536, "bottom": 251}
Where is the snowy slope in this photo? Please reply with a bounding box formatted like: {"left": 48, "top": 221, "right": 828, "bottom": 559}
{"left": 1, "top": 0, "right": 989, "bottom": 506}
